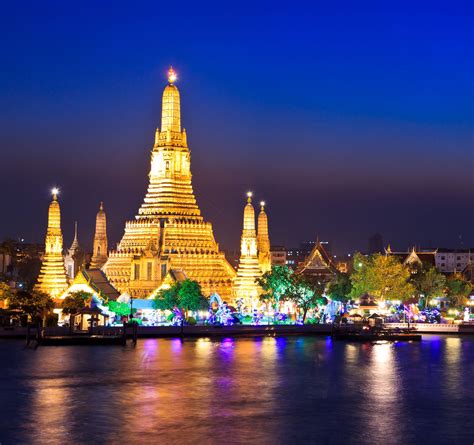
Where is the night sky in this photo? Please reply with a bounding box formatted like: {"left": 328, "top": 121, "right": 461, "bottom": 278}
{"left": 1, "top": 1, "right": 473, "bottom": 255}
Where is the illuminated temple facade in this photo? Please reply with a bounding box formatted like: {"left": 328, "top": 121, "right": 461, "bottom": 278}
{"left": 35, "top": 190, "right": 69, "bottom": 298}
{"left": 233, "top": 194, "right": 271, "bottom": 309}
{"left": 103, "top": 68, "right": 236, "bottom": 298}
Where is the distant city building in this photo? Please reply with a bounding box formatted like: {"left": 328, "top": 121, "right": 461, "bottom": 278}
{"left": 368, "top": 233, "right": 384, "bottom": 254}
{"left": 270, "top": 245, "right": 286, "bottom": 266}
{"left": 0, "top": 248, "right": 12, "bottom": 275}
{"left": 434, "top": 248, "right": 474, "bottom": 273}
{"left": 386, "top": 246, "right": 474, "bottom": 275}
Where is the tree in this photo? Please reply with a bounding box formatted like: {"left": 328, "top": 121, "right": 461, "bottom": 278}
{"left": 411, "top": 265, "right": 446, "bottom": 308}
{"left": 326, "top": 272, "right": 352, "bottom": 304}
{"left": 7, "top": 290, "right": 54, "bottom": 326}
{"left": 153, "top": 279, "right": 208, "bottom": 322}
{"left": 153, "top": 284, "right": 179, "bottom": 311}
{"left": 286, "top": 275, "right": 325, "bottom": 323}
{"left": 257, "top": 265, "right": 294, "bottom": 312}
{"left": 177, "top": 279, "right": 208, "bottom": 318}
{"left": 350, "top": 252, "right": 414, "bottom": 303}
{"left": 61, "top": 291, "right": 93, "bottom": 315}
{"left": 0, "top": 282, "right": 13, "bottom": 304}
{"left": 108, "top": 300, "right": 135, "bottom": 317}
{"left": 446, "top": 273, "right": 472, "bottom": 308}
{"left": 62, "top": 291, "right": 93, "bottom": 329}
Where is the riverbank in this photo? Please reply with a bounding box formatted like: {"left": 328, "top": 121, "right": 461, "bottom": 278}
{"left": 1, "top": 322, "right": 473, "bottom": 339}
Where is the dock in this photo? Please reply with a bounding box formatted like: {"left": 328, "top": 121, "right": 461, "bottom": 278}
{"left": 39, "top": 335, "right": 127, "bottom": 346}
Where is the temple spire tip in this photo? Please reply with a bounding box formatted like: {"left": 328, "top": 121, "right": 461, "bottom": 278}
{"left": 168, "top": 66, "right": 177, "bottom": 84}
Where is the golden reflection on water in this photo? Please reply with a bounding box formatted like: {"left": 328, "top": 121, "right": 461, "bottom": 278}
{"left": 444, "top": 337, "right": 461, "bottom": 395}
{"left": 2, "top": 336, "right": 470, "bottom": 444}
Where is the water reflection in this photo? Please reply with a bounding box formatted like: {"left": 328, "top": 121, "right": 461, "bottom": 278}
{"left": 0, "top": 336, "right": 472, "bottom": 444}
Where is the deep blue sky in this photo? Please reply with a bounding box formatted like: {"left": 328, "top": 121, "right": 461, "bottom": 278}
{"left": 1, "top": 1, "right": 473, "bottom": 254}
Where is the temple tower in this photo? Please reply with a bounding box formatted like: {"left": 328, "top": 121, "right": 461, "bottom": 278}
{"left": 103, "top": 68, "right": 235, "bottom": 298}
{"left": 64, "top": 221, "right": 85, "bottom": 279}
{"left": 90, "top": 202, "right": 108, "bottom": 269}
{"left": 233, "top": 192, "right": 262, "bottom": 309}
{"left": 257, "top": 201, "right": 271, "bottom": 273}
{"left": 35, "top": 189, "right": 69, "bottom": 298}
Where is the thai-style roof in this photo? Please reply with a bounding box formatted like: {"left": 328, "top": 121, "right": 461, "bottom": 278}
{"left": 296, "top": 240, "right": 338, "bottom": 277}
{"left": 72, "top": 268, "right": 120, "bottom": 301}
{"left": 386, "top": 248, "right": 436, "bottom": 266}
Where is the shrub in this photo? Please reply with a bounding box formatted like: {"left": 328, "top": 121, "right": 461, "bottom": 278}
{"left": 187, "top": 316, "right": 197, "bottom": 325}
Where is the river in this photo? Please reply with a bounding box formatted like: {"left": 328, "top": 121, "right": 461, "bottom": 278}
{"left": 0, "top": 335, "right": 472, "bottom": 444}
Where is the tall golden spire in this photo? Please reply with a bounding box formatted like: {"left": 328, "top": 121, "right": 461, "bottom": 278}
{"left": 35, "top": 189, "right": 68, "bottom": 298}
{"left": 243, "top": 192, "right": 256, "bottom": 233}
{"left": 233, "top": 192, "right": 262, "bottom": 310}
{"left": 161, "top": 66, "right": 181, "bottom": 134}
{"left": 90, "top": 201, "right": 108, "bottom": 269}
{"left": 103, "top": 68, "right": 236, "bottom": 299}
{"left": 257, "top": 201, "right": 271, "bottom": 273}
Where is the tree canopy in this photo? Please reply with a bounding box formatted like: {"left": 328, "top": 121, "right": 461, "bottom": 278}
{"left": 350, "top": 253, "right": 414, "bottom": 302}
{"left": 61, "top": 291, "right": 93, "bottom": 315}
{"left": 153, "top": 279, "right": 207, "bottom": 318}
{"left": 108, "top": 300, "right": 135, "bottom": 317}
{"left": 326, "top": 272, "right": 352, "bottom": 303}
{"left": 446, "top": 273, "right": 472, "bottom": 308}
{"left": 0, "top": 282, "right": 13, "bottom": 302}
{"left": 7, "top": 290, "right": 54, "bottom": 323}
{"left": 410, "top": 264, "right": 446, "bottom": 307}
{"left": 286, "top": 274, "right": 325, "bottom": 323}
{"left": 257, "top": 265, "right": 294, "bottom": 308}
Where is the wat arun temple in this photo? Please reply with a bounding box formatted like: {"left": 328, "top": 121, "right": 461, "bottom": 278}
{"left": 35, "top": 68, "right": 271, "bottom": 306}
{"left": 103, "top": 68, "right": 238, "bottom": 299}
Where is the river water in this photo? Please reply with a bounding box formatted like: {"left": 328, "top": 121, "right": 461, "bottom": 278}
{"left": 0, "top": 335, "right": 472, "bottom": 444}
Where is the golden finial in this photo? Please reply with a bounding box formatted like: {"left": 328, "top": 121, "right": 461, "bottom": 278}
{"left": 51, "top": 188, "right": 59, "bottom": 200}
{"left": 260, "top": 201, "right": 265, "bottom": 209}
{"left": 247, "top": 191, "right": 252, "bottom": 203}
{"left": 168, "top": 66, "right": 177, "bottom": 84}
{"left": 100, "top": 201, "right": 104, "bottom": 211}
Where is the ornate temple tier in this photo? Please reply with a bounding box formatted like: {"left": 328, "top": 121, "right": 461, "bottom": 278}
{"left": 103, "top": 68, "right": 236, "bottom": 298}
{"left": 35, "top": 190, "right": 69, "bottom": 298}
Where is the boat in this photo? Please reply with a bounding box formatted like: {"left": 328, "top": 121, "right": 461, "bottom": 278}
{"left": 332, "top": 325, "right": 421, "bottom": 342}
